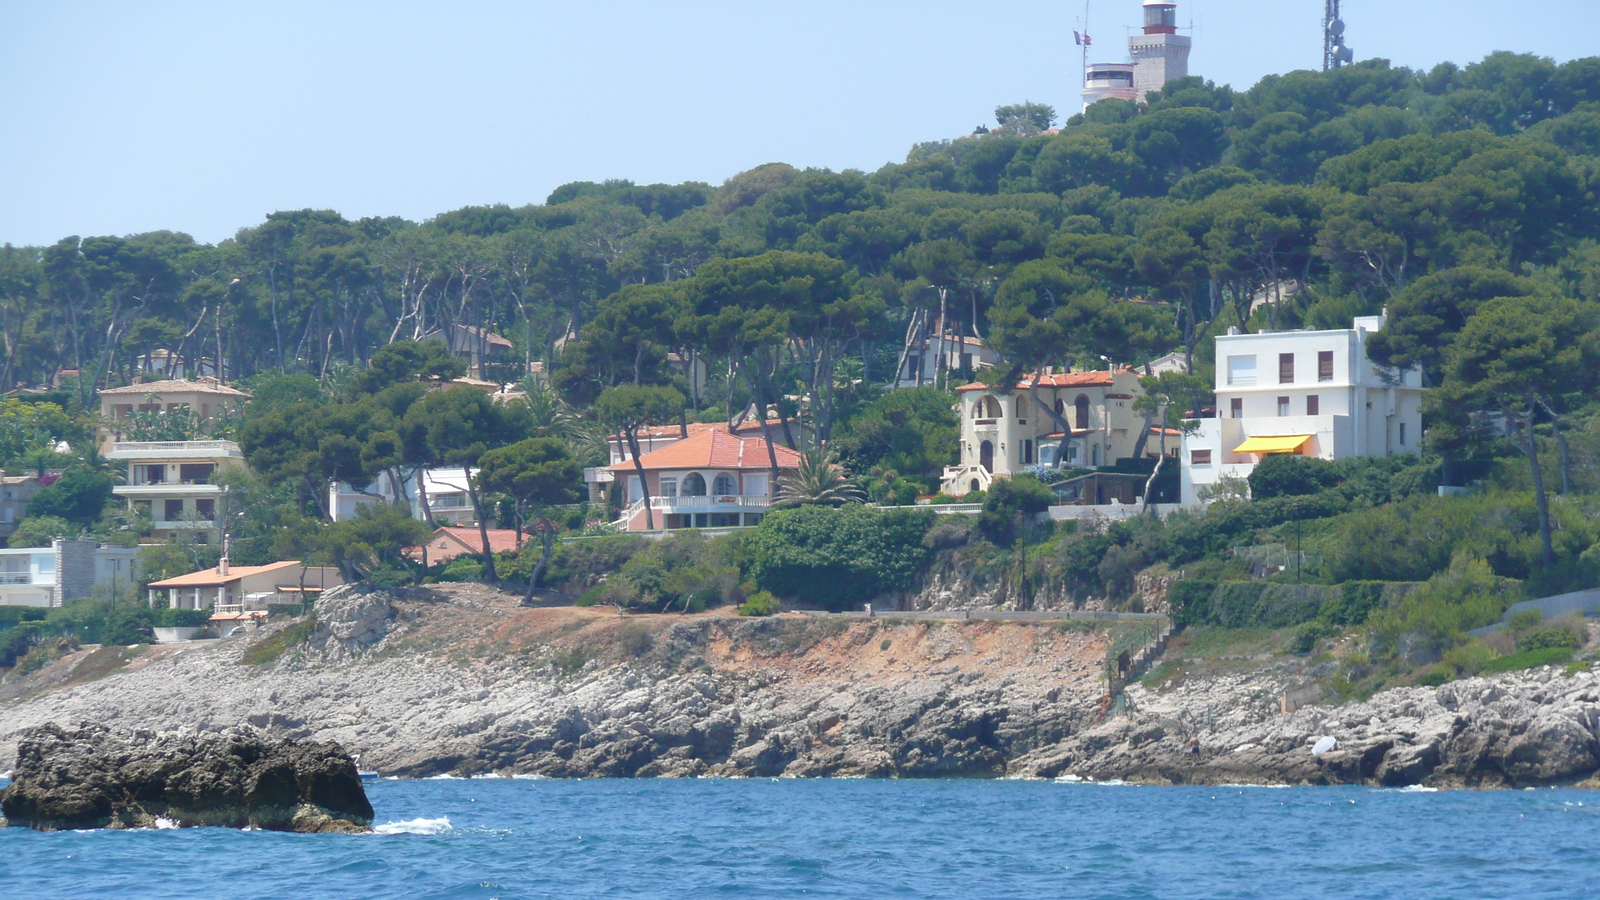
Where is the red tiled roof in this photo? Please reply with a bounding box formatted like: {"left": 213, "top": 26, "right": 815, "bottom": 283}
{"left": 614, "top": 420, "right": 790, "bottom": 442}
{"left": 436, "top": 527, "right": 524, "bottom": 555}
{"left": 957, "top": 371, "right": 1123, "bottom": 392}
{"left": 608, "top": 429, "right": 802, "bottom": 472}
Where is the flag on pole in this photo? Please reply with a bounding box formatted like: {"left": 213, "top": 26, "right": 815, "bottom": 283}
{"left": 1074, "top": 30, "right": 1083, "bottom": 45}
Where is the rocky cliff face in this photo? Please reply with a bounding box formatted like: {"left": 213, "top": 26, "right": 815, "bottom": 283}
{"left": 0, "top": 723, "right": 372, "bottom": 832}
{"left": 3, "top": 585, "right": 1599, "bottom": 789}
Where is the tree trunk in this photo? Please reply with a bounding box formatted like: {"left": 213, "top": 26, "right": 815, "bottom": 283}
{"left": 1519, "top": 407, "right": 1556, "bottom": 568}
{"left": 626, "top": 427, "right": 655, "bottom": 530}
{"left": 1142, "top": 417, "right": 1169, "bottom": 514}
{"left": 464, "top": 474, "right": 498, "bottom": 583}
{"left": 522, "top": 509, "right": 555, "bottom": 605}
{"left": 414, "top": 467, "right": 435, "bottom": 569}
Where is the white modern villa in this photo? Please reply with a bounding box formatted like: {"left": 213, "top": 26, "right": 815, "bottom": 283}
{"left": 1180, "top": 314, "right": 1425, "bottom": 505}
{"left": 0, "top": 539, "right": 140, "bottom": 608}
{"left": 108, "top": 440, "right": 246, "bottom": 542}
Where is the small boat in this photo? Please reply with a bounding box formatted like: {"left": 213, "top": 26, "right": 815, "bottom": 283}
{"left": 353, "top": 755, "right": 380, "bottom": 784}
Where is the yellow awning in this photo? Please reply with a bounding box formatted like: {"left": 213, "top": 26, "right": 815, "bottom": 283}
{"left": 1233, "top": 434, "right": 1312, "bottom": 454}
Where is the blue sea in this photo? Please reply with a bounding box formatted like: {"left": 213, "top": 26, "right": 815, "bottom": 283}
{"left": 2, "top": 778, "right": 1597, "bottom": 899}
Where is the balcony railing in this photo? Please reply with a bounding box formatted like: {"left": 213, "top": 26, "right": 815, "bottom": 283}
{"left": 649, "top": 494, "right": 772, "bottom": 510}
{"left": 0, "top": 572, "right": 37, "bottom": 585}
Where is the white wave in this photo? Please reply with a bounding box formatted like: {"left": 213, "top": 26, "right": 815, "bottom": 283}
{"left": 510, "top": 773, "right": 546, "bottom": 780}
{"left": 1218, "top": 783, "right": 1292, "bottom": 789}
{"left": 152, "top": 816, "right": 181, "bottom": 830}
{"left": 374, "top": 817, "right": 453, "bottom": 835}
{"left": 424, "top": 774, "right": 462, "bottom": 780}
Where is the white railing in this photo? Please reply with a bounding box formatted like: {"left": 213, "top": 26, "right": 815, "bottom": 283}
{"left": 0, "top": 572, "right": 36, "bottom": 585}
{"left": 110, "top": 440, "right": 239, "bottom": 452}
{"left": 649, "top": 494, "right": 772, "bottom": 510}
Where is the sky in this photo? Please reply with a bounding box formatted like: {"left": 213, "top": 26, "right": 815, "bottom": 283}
{"left": 2, "top": 1, "right": 1598, "bottom": 247}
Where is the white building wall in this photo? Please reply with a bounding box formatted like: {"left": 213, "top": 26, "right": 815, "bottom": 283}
{"left": 1181, "top": 316, "right": 1425, "bottom": 505}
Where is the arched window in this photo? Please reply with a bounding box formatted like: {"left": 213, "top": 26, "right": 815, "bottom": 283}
{"left": 682, "top": 472, "right": 707, "bottom": 496}
{"left": 1075, "top": 394, "right": 1091, "bottom": 431}
{"left": 976, "top": 396, "right": 1002, "bottom": 419}
{"left": 712, "top": 473, "right": 737, "bottom": 496}
{"left": 979, "top": 440, "right": 994, "bottom": 473}
{"left": 970, "top": 478, "right": 981, "bottom": 493}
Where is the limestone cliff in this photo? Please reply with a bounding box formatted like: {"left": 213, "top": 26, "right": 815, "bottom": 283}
{"left": 3, "top": 584, "right": 1599, "bottom": 788}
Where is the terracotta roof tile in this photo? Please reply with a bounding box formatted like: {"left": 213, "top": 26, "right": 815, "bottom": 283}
{"left": 148, "top": 560, "right": 302, "bottom": 588}
{"left": 958, "top": 371, "right": 1121, "bottom": 392}
{"left": 608, "top": 429, "right": 801, "bottom": 472}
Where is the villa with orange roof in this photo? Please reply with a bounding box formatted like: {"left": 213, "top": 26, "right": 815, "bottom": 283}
{"left": 941, "top": 368, "right": 1156, "bottom": 496}
{"left": 608, "top": 428, "right": 801, "bottom": 531}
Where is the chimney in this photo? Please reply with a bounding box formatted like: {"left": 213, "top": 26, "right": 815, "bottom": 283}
{"left": 217, "top": 536, "right": 230, "bottom": 576}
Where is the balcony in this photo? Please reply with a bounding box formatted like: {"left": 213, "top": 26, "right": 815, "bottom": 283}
{"left": 106, "top": 440, "right": 243, "bottom": 461}
{"left": 649, "top": 494, "right": 772, "bottom": 512}
{"left": 114, "top": 483, "right": 224, "bottom": 499}
{"left": 0, "top": 572, "right": 39, "bottom": 585}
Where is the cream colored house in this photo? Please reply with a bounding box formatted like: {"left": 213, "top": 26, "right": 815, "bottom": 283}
{"left": 941, "top": 369, "right": 1150, "bottom": 496}
{"left": 0, "top": 474, "right": 44, "bottom": 541}
{"left": 108, "top": 440, "right": 246, "bottom": 542}
{"left": 608, "top": 429, "right": 799, "bottom": 532}
{"left": 146, "top": 559, "right": 343, "bottom": 619}
{"left": 97, "top": 377, "right": 251, "bottom": 452}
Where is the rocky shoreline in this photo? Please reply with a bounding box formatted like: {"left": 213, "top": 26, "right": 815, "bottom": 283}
{"left": 2, "top": 584, "right": 1598, "bottom": 789}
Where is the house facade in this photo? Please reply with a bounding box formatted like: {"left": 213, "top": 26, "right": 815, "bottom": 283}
{"left": 108, "top": 440, "right": 246, "bottom": 542}
{"left": 941, "top": 369, "right": 1149, "bottom": 496}
{"left": 0, "top": 539, "right": 140, "bottom": 608}
{"left": 895, "top": 334, "right": 1001, "bottom": 388}
{"left": 97, "top": 377, "right": 250, "bottom": 453}
{"left": 0, "top": 474, "right": 44, "bottom": 541}
{"left": 330, "top": 466, "right": 478, "bottom": 525}
{"left": 419, "top": 324, "right": 516, "bottom": 379}
{"left": 584, "top": 420, "right": 813, "bottom": 504}
{"left": 146, "top": 559, "right": 343, "bottom": 616}
{"left": 1180, "top": 315, "right": 1425, "bottom": 505}
{"left": 608, "top": 429, "right": 800, "bottom": 531}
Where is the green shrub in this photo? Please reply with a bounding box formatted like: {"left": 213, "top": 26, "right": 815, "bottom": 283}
{"left": 737, "top": 591, "right": 781, "bottom": 617}
{"left": 1417, "top": 666, "right": 1452, "bottom": 686}
{"left": 544, "top": 534, "right": 649, "bottom": 587}
{"left": 1519, "top": 624, "right": 1585, "bottom": 652}
{"left": 589, "top": 531, "right": 745, "bottom": 612}
{"left": 1249, "top": 454, "right": 1339, "bottom": 500}
{"left": 438, "top": 556, "right": 485, "bottom": 582}
{"left": 978, "top": 475, "right": 1055, "bottom": 544}
{"left": 1289, "top": 621, "right": 1336, "bottom": 655}
{"left": 1479, "top": 646, "right": 1574, "bottom": 674}
{"left": 617, "top": 622, "right": 654, "bottom": 656}
{"left": 240, "top": 618, "right": 317, "bottom": 666}
{"left": 747, "top": 505, "right": 934, "bottom": 611}
{"left": 1506, "top": 609, "right": 1544, "bottom": 633}
{"left": 1442, "top": 640, "right": 1499, "bottom": 675}
{"left": 150, "top": 608, "right": 210, "bottom": 628}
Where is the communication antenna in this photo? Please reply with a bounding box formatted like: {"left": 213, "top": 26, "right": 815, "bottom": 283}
{"left": 1323, "top": 0, "right": 1353, "bottom": 70}
{"left": 1077, "top": 0, "right": 1093, "bottom": 96}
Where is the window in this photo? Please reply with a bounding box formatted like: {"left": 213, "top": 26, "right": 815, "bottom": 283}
{"left": 1400, "top": 423, "right": 1407, "bottom": 446}
{"left": 195, "top": 498, "right": 215, "bottom": 519}
{"left": 431, "top": 492, "right": 466, "bottom": 509}
{"left": 179, "top": 463, "right": 215, "bottom": 484}
{"left": 1277, "top": 397, "right": 1290, "bottom": 417}
{"left": 163, "top": 499, "right": 184, "bottom": 521}
{"left": 659, "top": 477, "right": 678, "bottom": 498}
{"left": 1227, "top": 355, "right": 1257, "bottom": 386}
{"left": 1230, "top": 398, "right": 1243, "bottom": 419}
{"left": 1190, "top": 449, "right": 1212, "bottom": 466}
{"left": 1279, "top": 353, "right": 1295, "bottom": 384}
{"left": 1021, "top": 440, "right": 1035, "bottom": 465}
{"left": 712, "top": 473, "right": 737, "bottom": 496}
{"left": 135, "top": 464, "right": 166, "bottom": 485}
{"left": 906, "top": 354, "right": 922, "bottom": 377}
{"left": 1318, "top": 351, "right": 1334, "bottom": 382}
{"left": 1306, "top": 395, "right": 1319, "bottom": 416}
{"left": 682, "top": 472, "right": 707, "bottom": 496}
{"left": 1074, "top": 394, "right": 1091, "bottom": 430}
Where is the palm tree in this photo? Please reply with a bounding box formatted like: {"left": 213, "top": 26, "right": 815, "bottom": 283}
{"left": 775, "top": 448, "right": 866, "bottom": 507}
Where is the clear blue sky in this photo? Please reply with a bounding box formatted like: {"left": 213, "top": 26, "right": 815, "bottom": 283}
{"left": 2, "top": 1, "right": 1597, "bottom": 247}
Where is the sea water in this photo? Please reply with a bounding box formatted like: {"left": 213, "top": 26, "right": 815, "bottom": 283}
{"left": 2, "top": 778, "right": 1597, "bottom": 899}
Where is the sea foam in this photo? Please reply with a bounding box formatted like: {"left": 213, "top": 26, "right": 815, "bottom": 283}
{"left": 375, "top": 817, "right": 453, "bottom": 835}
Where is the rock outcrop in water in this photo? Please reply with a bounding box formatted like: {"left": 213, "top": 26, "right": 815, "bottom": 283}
{"left": 0, "top": 724, "right": 373, "bottom": 832}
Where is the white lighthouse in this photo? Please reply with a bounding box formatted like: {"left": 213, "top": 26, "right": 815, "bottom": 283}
{"left": 1129, "top": 1, "right": 1191, "bottom": 99}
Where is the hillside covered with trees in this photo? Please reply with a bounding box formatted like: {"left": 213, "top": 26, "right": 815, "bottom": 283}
{"left": 3, "top": 52, "right": 1600, "bottom": 691}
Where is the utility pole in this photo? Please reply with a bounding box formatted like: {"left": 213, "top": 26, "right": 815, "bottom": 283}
{"left": 1323, "top": 1, "right": 1353, "bottom": 71}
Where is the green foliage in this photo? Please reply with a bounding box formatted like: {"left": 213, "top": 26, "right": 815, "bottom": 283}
{"left": 1289, "top": 621, "right": 1337, "bottom": 655}
{"left": 350, "top": 340, "right": 466, "bottom": 394}
{"left": 737, "top": 591, "right": 781, "bottom": 617}
{"left": 747, "top": 505, "right": 934, "bottom": 610}
{"left": 1518, "top": 623, "right": 1585, "bottom": 652}
{"left": 1369, "top": 557, "right": 1512, "bottom": 663}
{"left": 1479, "top": 646, "right": 1575, "bottom": 674}
{"left": 1506, "top": 608, "right": 1545, "bottom": 633}
{"left": 586, "top": 531, "right": 744, "bottom": 612}
{"left": 541, "top": 535, "right": 650, "bottom": 589}
{"left": 240, "top": 618, "right": 317, "bottom": 666}
{"left": 978, "top": 474, "right": 1055, "bottom": 544}
{"left": 316, "top": 504, "right": 430, "bottom": 581}
{"left": 26, "top": 467, "right": 113, "bottom": 525}
{"left": 1248, "top": 455, "right": 1340, "bottom": 500}
{"left": 438, "top": 556, "right": 485, "bottom": 582}
{"left": 832, "top": 387, "right": 959, "bottom": 487}
{"left": 7, "top": 514, "right": 77, "bottom": 548}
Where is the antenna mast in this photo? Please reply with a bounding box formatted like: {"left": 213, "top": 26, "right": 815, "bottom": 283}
{"left": 1323, "top": 0, "right": 1352, "bottom": 70}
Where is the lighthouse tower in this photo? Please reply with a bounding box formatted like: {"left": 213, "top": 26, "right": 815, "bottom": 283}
{"left": 1129, "top": 0, "right": 1191, "bottom": 99}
